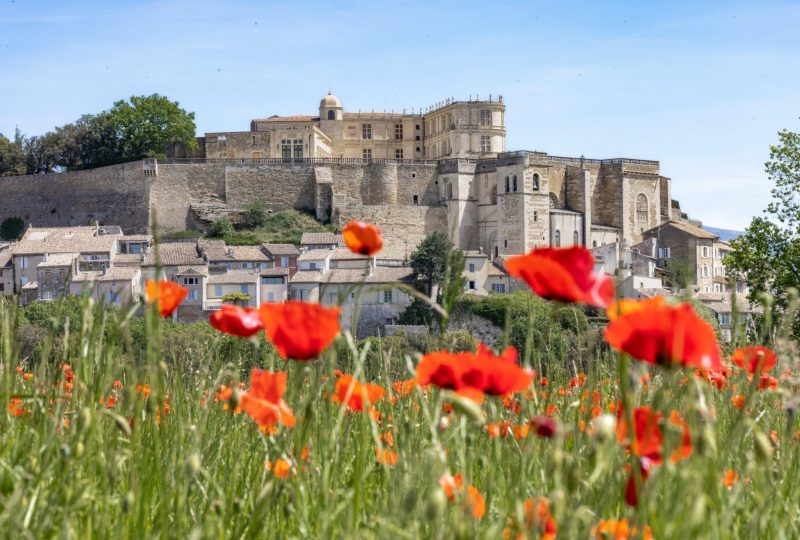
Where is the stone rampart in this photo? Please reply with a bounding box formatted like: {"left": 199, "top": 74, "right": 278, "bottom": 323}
{"left": 0, "top": 161, "right": 151, "bottom": 233}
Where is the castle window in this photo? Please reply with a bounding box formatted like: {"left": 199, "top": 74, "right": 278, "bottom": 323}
{"left": 504, "top": 240, "right": 508, "bottom": 248}
{"left": 416, "top": 146, "right": 421, "bottom": 152}
{"left": 490, "top": 185, "right": 497, "bottom": 205}
{"left": 512, "top": 175, "right": 518, "bottom": 192}
{"left": 413, "top": 195, "right": 419, "bottom": 205}
{"left": 573, "top": 231, "right": 579, "bottom": 246}
{"left": 362, "top": 124, "right": 372, "bottom": 140}
{"left": 636, "top": 194, "right": 649, "bottom": 222}
{"left": 252, "top": 135, "right": 256, "bottom": 145}
{"left": 281, "top": 140, "right": 292, "bottom": 160}
{"left": 362, "top": 149, "right": 372, "bottom": 161}
{"left": 415, "top": 135, "right": 421, "bottom": 141}
{"left": 532, "top": 174, "right": 540, "bottom": 190}
{"left": 395, "top": 124, "right": 403, "bottom": 140}
{"left": 479, "top": 109, "right": 491, "bottom": 126}
{"left": 480, "top": 135, "right": 491, "bottom": 152}
{"left": 549, "top": 194, "right": 558, "bottom": 208}
{"left": 395, "top": 149, "right": 404, "bottom": 160}
{"left": 533, "top": 211, "right": 538, "bottom": 222}
{"left": 327, "top": 110, "right": 335, "bottom": 120}
{"left": 416, "top": 124, "right": 420, "bottom": 130}
{"left": 504, "top": 176, "right": 510, "bottom": 193}
{"left": 593, "top": 241, "right": 598, "bottom": 247}
{"left": 447, "top": 183, "right": 453, "bottom": 198}
{"left": 554, "top": 230, "right": 561, "bottom": 247}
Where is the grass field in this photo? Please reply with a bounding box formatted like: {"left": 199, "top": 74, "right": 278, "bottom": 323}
{"left": 1, "top": 275, "right": 799, "bottom": 539}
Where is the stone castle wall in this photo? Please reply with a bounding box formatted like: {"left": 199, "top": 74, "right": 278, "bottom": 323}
{"left": 0, "top": 161, "right": 152, "bottom": 233}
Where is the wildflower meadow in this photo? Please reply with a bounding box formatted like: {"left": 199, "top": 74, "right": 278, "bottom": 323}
{"left": 1, "top": 222, "right": 799, "bottom": 539}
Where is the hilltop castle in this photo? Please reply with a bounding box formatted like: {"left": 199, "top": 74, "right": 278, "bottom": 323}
{"left": 0, "top": 93, "right": 677, "bottom": 260}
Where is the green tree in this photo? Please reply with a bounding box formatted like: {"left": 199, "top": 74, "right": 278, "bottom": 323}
{"left": 0, "top": 217, "right": 25, "bottom": 240}
{"left": 240, "top": 201, "right": 268, "bottom": 229}
{"left": 108, "top": 94, "right": 197, "bottom": 160}
{"left": 663, "top": 258, "right": 694, "bottom": 291}
{"left": 0, "top": 131, "right": 26, "bottom": 176}
{"left": 209, "top": 217, "right": 235, "bottom": 238}
{"left": 409, "top": 232, "right": 455, "bottom": 297}
{"left": 726, "top": 128, "right": 800, "bottom": 339}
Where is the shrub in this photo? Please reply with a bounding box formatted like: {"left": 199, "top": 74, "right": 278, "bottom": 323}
{"left": 208, "top": 217, "right": 234, "bottom": 238}
{"left": 239, "top": 201, "right": 267, "bottom": 229}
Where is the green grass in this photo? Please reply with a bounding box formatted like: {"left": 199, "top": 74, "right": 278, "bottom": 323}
{"left": 1, "top": 292, "right": 799, "bottom": 539}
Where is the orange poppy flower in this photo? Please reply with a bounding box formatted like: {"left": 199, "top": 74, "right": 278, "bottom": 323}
{"left": 731, "top": 394, "right": 745, "bottom": 409}
{"left": 239, "top": 369, "right": 295, "bottom": 432}
{"left": 209, "top": 304, "right": 264, "bottom": 337}
{"left": 145, "top": 279, "right": 188, "bottom": 318}
{"left": 604, "top": 300, "right": 722, "bottom": 370}
{"left": 259, "top": 301, "right": 341, "bottom": 360}
{"left": 375, "top": 447, "right": 398, "bottom": 466}
{"left": 722, "top": 469, "right": 739, "bottom": 488}
{"left": 7, "top": 398, "right": 30, "bottom": 417}
{"left": 506, "top": 246, "right": 615, "bottom": 308}
{"left": 732, "top": 346, "right": 777, "bottom": 374}
{"left": 342, "top": 221, "right": 383, "bottom": 256}
{"left": 332, "top": 374, "right": 385, "bottom": 412}
{"left": 265, "top": 458, "right": 293, "bottom": 478}
{"left": 503, "top": 497, "right": 557, "bottom": 540}
{"left": 592, "top": 519, "right": 653, "bottom": 540}
{"left": 439, "top": 473, "right": 485, "bottom": 519}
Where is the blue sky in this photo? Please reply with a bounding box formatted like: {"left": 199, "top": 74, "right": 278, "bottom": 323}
{"left": 1, "top": 0, "right": 798, "bottom": 230}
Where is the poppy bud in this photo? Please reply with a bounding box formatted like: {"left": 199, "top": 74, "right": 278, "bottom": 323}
{"left": 74, "top": 442, "right": 84, "bottom": 458}
{"left": 445, "top": 392, "right": 484, "bottom": 424}
{"left": 438, "top": 416, "right": 450, "bottom": 431}
{"left": 591, "top": 414, "right": 616, "bottom": 443}
{"left": 77, "top": 406, "right": 92, "bottom": 433}
{"left": 754, "top": 431, "right": 773, "bottom": 462}
{"left": 530, "top": 416, "right": 557, "bottom": 438}
{"left": 159, "top": 361, "right": 169, "bottom": 374}
{"left": 121, "top": 491, "right": 135, "bottom": 514}
{"left": 229, "top": 388, "right": 241, "bottom": 410}
{"left": 185, "top": 453, "right": 201, "bottom": 477}
{"left": 425, "top": 488, "right": 448, "bottom": 520}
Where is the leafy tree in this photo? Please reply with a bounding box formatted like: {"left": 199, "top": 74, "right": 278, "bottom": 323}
{"left": 0, "top": 131, "right": 26, "bottom": 176}
{"left": 726, "top": 128, "right": 800, "bottom": 339}
{"left": 663, "top": 259, "right": 694, "bottom": 291}
{"left": 108, "top": 94, "right": 196, "bottom": 160}
{"left": 0, "top": 217, "right": 25, "bottom": 240}
{"left": 409, "top": 232, "right": 455, "bottom": 297}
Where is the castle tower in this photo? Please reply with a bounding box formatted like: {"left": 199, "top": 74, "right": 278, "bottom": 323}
{"left": 319, "top": 92, "right": 344, "bottom": 157}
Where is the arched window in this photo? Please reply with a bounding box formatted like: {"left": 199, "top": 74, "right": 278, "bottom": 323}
{"left": 494, "top": 246, "right": 499, "bottom": 258}
{"left": 592, "top": 240, "right": 598, "bottom": 248}
{"left": 512, "top": 175, "right": 518, "bottom": 192}
{"left": 549, "top": 194, "right": 558, "bottom": 209}
{"left": 636, "top": 194, "right": 648, "bottom": 223}
{"left": 573, "top": 231, "right": 579, "bottom": 246}
{"left": 327, "top": 110, "right": 336, "bottom": 120}
{"left": 447, "top": 183, "right": 453, "bottom": 199}
{"left": 504, "top": 176, "right": 510, "bottom": 193}
{"left": 532, "top": 174, "right": 540, "bottom": 190}
{"left": 490, "top": 185, "right": 497, "bottom": 205}
{"left": 554, "top": 230, "right": 561, "bottom": 247}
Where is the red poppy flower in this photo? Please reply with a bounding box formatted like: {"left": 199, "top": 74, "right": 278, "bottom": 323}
{"left": 333, "top": 374, "right": 385, "bottom": 412}
{"left": 342, "top": 221, "right": 383, "bottom": 256}
{"left": 416, "top": 344, "right": 534, "bottom": 398}
{"left": 239, "top": 369, "right": 295, "bottom": 432}
{"left": 259, "top": 301, "right": 341, "bottom": 360}
{"left": 145, "top": 279, "right": 188, "bottom": 318}
{"left": 505, "top": 247, "right": 615, "bottom": 308}
{"left": 617, "top": 406, "right": 665, "bottom": 463}
{"left": 624, "top": 458, "right": 654, "bottom": 507}
{"left": 529, "top": 416, "right": 558, "bottom": 438}
{"left": 732, "top": 346, "right": 777, "bottom": 374}
{"left": 758, "top": 374, "right": 778, "bottom": 391}
{"left": 604, "top": 300, "right": 722, "bottom": 370}
{"left": 209, "top": 304, "right": 264, "bottom": 337}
